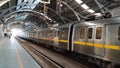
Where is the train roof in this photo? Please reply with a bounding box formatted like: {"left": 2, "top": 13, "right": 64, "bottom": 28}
{"left": 56, "top": 22, "right": 75, "bottom": 28}
{"left": 74, "top": 16, "right": 120, "bottom": 26}
{"left": 87, "top": 16, "right": 120, "bottom": 24}
{"left": 38, "top": 16, "right": 120, "bottom": 30}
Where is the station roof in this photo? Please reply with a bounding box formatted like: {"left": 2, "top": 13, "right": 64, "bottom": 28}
{"left": 0, "top": 0, "right": 120, "bottom": 29}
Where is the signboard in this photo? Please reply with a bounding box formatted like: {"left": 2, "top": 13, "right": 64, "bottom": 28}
{"left": 40, "top": 0, "right": 50, "bottom": 4}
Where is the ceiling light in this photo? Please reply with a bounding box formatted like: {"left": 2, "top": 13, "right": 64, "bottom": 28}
{"left": 85, "top": 22, "right": 96, "bottom": 25}
{"left": 75, "top": 0, "right": 83, "bottom": 4}
{"left": 88, "top": 9, "right": 95, "bottom": 13}
{"left": 81, "top": 4, "right": 89, "bottom": 9}
{"left": 94, "top": 13, "right": 102, "bottom": 16}
{"left": 0, "top": 0, "right": 10, "bottom": 7}
{"left": 24, "top": 0, "right": 27, "bottom": 2}
{"left": 60, "top": 4, "right": 63, "bottom": 7}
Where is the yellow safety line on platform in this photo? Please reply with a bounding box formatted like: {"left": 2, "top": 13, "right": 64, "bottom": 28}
{"left": 16, "top": 48, "right": 24, "bottom": 68}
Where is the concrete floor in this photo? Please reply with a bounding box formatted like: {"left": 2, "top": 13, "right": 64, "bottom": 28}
{"left": 0, "top": 36, "right": 41, "bottom": 68}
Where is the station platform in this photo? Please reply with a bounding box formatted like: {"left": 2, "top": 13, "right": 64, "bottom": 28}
{"left": 0, "top": 36, "right": 41, "bottom": 68}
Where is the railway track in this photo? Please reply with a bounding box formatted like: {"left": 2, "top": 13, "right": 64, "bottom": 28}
{"left": 17, "top": 38, "right": 64, "bottom": 68}
{"left": 17, "top": 37, "right": 89, "bottom": 68}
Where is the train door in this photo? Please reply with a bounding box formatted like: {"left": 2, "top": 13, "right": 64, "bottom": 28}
{"left": 73, "top": 26, "right": 87, "bottom": 53}
{"left": 73, "top": 25, "right": 94, "bottom": 55}
{"left": 94, "top": 26, "right": 104, "bottom": 57}
{"left": 59, "top": 28, "right": 69, "bottom": 50}
{"left": 86, "top": 26, "right": 95, "bottom": 55}
{"left": 105, "top": 24, "right": 120, "bottom": 60}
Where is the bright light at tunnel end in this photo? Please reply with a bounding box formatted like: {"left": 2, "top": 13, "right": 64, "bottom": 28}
{"left": 11, "top": 29, "right": 22, "bottom": 36}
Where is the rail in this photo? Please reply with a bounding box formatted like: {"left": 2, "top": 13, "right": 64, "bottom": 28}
{"left": 17, "top": 38, "right": 64, "bottom": 68}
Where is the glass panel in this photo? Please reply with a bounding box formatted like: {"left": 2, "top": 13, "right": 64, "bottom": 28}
{"left": 80, "top": 28, "right": 85, "bottom": 39}
{"left": 96, "top": 27, "right": 102, "bottom": 39}
{"left": 87, "top": 28, "right": 93, "bottom": 39}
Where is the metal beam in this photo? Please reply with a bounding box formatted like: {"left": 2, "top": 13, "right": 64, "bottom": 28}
{"left": 1, "top": 3, "right": 66, "bottom": 23}
{"left": 61, "top": 1, "right": 81, "bottom": 21}
{"left": 94, "top": 0, "right": 105, "bottom": 13}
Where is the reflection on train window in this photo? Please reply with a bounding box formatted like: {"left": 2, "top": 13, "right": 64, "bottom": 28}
{"left": 80, "top": 28, "right": 85, "bottom": 39}
{"left": 58, "top": 28, "right": 68, "bottom": 39}
{"left": 118, "top": 27, "right": 120, "bottom": 40}
{"left": 88, "top": 28, "right": 93, "bottom": 39}
{"left": 61, "top": 31, "right": 65, "bottom": 38}
{"left": 96, "top": 27, "right": 102, "bottom": 39}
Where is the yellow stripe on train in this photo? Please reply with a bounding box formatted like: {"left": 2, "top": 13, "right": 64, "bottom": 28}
{"left": 38, "top": 38, "right": 120, "bottom": 50}
{"left": 94, "top": 44, "right": 103, "bottom": 48}
{"left": 73, "top": 41, "right": 120, "bottom": 50}
{"left": 73, "top": 41, "right": 86, "bottom": 45}
{"left": 59, "top": 40, "right": 68, "bottom": 43}
{"left": 104, "top": 45, "right": 119, "bottom": 50}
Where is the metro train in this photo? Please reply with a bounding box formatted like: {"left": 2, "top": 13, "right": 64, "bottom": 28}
{"left": 20, "top": 17, "right": 120, "bottom": 67}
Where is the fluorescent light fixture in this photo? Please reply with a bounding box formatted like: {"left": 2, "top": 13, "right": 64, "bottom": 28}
{"left": 75, "top": 0, "right": 83, "bottom": 4}
{"left": 24, "top": 0, "right": 27, "bottom": 2}
{"left": 81, "top": 4, "right": 89, "bottom": 9}
{"left": 40, "top": 0, "right": 50, "bottom": 4}
{"left": 0, "top": 0, "right": 10, "bottom": 7}
{"left": 60, "top": 4, "right": 63, "bottom": 7}
{"left": 94, "top": 13, "right": 102, "bottom": 16}
{"left": 88, "top": 9, "right": 95, "bottom": 13}
{"left": 85, "top": 22, "right": 96, "bottom": 25}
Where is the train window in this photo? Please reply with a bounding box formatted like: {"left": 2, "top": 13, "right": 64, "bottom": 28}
{"left": 96, "top": 27, "right": 102, "bottom": 39}
{"left": 80, "top": 28, "right": 85, "bottom": 39}
{"left": 61, "top": 31, "right": 65, "bottom": 38}
{"left": 87, "top": 28, "right": 93, "bottom": 39}
{"left": 118, "top": 27, "right": 120, "bottom": 40}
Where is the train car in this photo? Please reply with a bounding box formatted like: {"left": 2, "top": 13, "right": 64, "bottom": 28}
{"left": 19, "top": 17, "right": 120, "bottom": 67}
{"left": 72, "top": 17, "right": 120, "bottom": 66}
{"left": 54, "top": 23, "right": 74, "bottom": 50}
{"left": 38, "top": 28, "right": 55, "bottom": 46}
{"left": 37, "top": 23, "right": 74, "bottom": 51}
{"left": 37, "top": 30, "right": 46, "bottom": 44}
